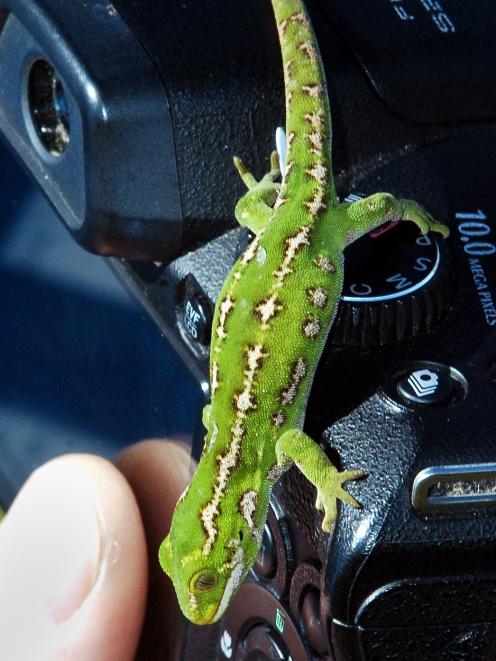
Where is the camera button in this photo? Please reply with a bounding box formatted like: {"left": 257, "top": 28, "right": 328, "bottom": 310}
{"left": 397, "top": 365, "right": 453, "bottom": 405}
{"left": 219, "top": 583, "right": 309, "bottom": 660}
{"left": 389, "top": 361, "right": 468, "bottom": 408}
{"left": 182, "top": 295, "right": 211, "bottom": 345}
{"left": 301, "top": 588, "right": 327, "bottom": 656}
{"left": 241, "top": 626, "right": 288, "bottom": 660}
{"left": 254, "top": 523, "right": 277, "bottom": 579}
{"left": 178, "top": 293, "right": 212, "bottom": 347}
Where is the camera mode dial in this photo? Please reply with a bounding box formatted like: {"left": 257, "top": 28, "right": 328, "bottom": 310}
{"left": 331, "top": 215, "right": 454, "bottom": 347}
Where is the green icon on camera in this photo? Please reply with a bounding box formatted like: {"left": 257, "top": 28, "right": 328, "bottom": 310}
{"left": 275, "top": 608, "right": 285, "bottom": 634}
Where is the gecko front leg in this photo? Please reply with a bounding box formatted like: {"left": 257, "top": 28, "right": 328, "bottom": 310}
{"left": 342, "top": 193, "right": 449, "bottom": 246}
{"left": 275, "top": 429, "right": 364, "bottom": 532}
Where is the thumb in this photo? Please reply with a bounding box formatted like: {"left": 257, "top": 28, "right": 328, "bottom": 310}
{"left": 0, "top": 454, "right": 147, "bottom": 660}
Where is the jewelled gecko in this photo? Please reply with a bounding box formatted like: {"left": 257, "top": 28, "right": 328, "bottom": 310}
{"left": 159, "top": 0, "right": 448, "bottom": 625}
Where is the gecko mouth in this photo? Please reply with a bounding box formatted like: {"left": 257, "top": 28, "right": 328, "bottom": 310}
{"left": 190, "top": 604, "right": 219, "bottom": 625}
{"left": 194, "top": 613, "right": 216, "bottom": 625}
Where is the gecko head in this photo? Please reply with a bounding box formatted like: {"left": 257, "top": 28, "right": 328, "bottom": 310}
{"left": 159, "top": 530, "right": 249, "bottom": 625}
{"left": 158, "top": 447, "right": 263, "bottom": 625}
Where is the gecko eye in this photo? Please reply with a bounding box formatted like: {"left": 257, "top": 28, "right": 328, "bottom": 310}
{"left": 191, "top": 570, "right": 218, "bottom": 593}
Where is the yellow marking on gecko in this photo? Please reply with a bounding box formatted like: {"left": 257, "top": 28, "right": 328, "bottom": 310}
{"left": 254, "top": 295, "right": 284, "bottom": 328}
{"left": 280, "top": 357, "right": 307, "bottom": 405}
{"left": 216, "top": 295, "right": 235, "bottom": 341}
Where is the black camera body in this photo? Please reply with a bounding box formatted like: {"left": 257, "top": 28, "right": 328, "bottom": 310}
{"left": 1, "top": 1, "right": 496, "bottom": 659}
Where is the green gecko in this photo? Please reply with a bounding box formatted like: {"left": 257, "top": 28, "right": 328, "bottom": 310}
{"left": 160, "top": 0, "right": 449, "bottom": 625}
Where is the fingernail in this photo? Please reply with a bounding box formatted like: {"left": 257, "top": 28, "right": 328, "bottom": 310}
{"left": 45, "top": 496, "right": 103, "bottom": 625}
{"left": 0, "top": 459, "right": 104, "bottom": 626}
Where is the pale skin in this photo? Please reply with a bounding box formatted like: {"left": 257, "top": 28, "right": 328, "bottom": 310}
{"left": 160, "top": 0, "right": 449, "bottom": 625}
{"left": 0, "top": 441, "right": 193, "bottom": 659}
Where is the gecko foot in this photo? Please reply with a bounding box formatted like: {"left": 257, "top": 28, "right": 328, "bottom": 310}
{"left": 275, "top": 428, "right": 365, "bottom": 534}
{"left": 233, "top": 152, "right": 282, "bottom": 234}
{"left": 315, "top": 468, "right": 365, "bottom": 532}
{"left": 399, "top": 199, "right": 450, "bottom": 238}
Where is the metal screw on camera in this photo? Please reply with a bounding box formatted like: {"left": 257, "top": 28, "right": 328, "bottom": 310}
{"left": 28, "top": 58, "right": 70, "bottom": 156}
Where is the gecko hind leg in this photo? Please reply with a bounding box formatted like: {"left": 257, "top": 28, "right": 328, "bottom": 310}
{"left": 233, "top": 151, "right": 281, "bottom": 235}
{"left": 275, "top": 429, "right": 364, "bottom": 532}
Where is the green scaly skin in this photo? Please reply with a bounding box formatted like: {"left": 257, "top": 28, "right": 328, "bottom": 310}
{"left": 159, "top": 0, "right": 449, "bottom": 625}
